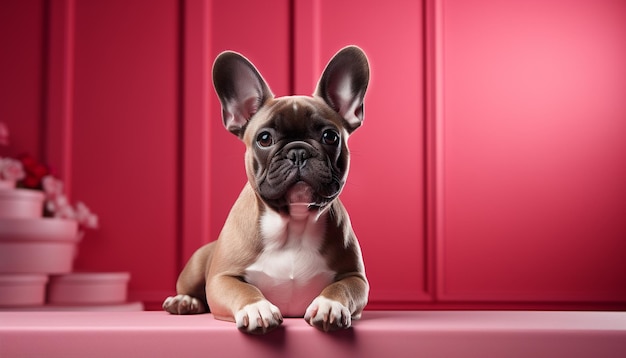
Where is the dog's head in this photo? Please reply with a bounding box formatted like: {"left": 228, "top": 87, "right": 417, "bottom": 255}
{"left": 213, "top": 46, "right": 369, "bottom": 216}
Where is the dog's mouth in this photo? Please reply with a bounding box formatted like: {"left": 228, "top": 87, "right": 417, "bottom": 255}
{"left": 286, "top": 181, "right": 320, "bottom": 219}
{"left": 287, "top": 181, "right": 314, "bottom": 205}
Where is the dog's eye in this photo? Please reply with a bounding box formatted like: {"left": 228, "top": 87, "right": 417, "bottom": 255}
{"left": 256, "top": 131, "right": 273, "bottom": 148}
{"left": 322, "top": 129, "right": 340, "bottom": 146}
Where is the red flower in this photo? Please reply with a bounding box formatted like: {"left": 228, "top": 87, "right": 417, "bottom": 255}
{"left": 16, "top": 154, "right": 50, "bottom": 190}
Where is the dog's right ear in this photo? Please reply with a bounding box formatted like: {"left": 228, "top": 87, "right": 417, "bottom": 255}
{"left": 212, "top": 52, "right": 273, "bottom": 137}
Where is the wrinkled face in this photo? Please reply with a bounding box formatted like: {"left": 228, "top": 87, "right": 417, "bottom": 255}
{"left": 242, "top": 96, "right": 351, "bottom": 215}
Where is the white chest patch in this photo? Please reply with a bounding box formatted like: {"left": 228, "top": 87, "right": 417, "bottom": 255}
{"left": 244, "top": 209, "right": 335, "bottom": 317}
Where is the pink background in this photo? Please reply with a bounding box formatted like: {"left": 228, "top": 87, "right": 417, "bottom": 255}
{"left": 0, "top": 0, "right": 624, "bottom": 310}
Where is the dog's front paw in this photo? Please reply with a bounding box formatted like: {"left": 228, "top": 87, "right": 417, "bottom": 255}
{"left": 304, "top": 296, "right": 351, "bottom": 332}
{"left": 163, "top": 294, "right": 206, "bottom": 315}
{"left": 235, "top": 300, "right": 283, "bottom": 334}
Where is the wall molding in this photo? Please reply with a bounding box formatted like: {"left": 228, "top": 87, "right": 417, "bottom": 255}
{"left": 43, "top": 0, "right": 75, "bottom": 194}
{"left": 178, "top": 0, "right": 212, "bottom": 269}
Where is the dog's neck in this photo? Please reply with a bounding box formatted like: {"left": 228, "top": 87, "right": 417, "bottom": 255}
{"left": 260, "top": 204, "right": 328, "bottom": 250}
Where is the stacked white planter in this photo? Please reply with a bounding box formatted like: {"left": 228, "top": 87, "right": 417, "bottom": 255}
{"left": 0, "top": 181, "right": 141, "bottom": 310}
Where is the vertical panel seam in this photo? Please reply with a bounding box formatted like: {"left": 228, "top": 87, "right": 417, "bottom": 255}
{"left": 175, "top": 0, "right": 186, "bottom": 273}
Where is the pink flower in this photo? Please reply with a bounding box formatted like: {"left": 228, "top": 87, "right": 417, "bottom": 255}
{"left": 42, "top": 175, "right": 64, "bottom": 199}
{"left": 41, "top": 176, "right": 99, "bottom": 230}
{"left": 46, "top": 194, "right": 75, "bottom": 220}
{"left": 75, "top": 201, "right": 99, "bottom": 229}
{"left": 0, "top": 158, "right": 26, "bottom": 181}
{"left": 0, "top": 122, "right": 9, "bottom": 146}
{"left": 56, "top": 203, "right": 77, "bottom": 220}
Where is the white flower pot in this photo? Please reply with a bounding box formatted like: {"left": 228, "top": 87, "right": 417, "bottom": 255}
{"left": 48, "top": 272, "right": 130, "bottom": 305}
{"left": 0, "top": 218, "right": 79, "bottom": 274}
{"left": 0, "top": 188, "right": 44, "bottom": 219}
{"left": 0, "top": 180, "right": 16, "bottom": 190}
{"left": 0, "top": 274, "right": 48, "bottom": 307}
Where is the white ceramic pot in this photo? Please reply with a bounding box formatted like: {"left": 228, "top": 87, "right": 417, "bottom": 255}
{"left": 0, "top": 188, "right": 45, "bottom": 219}
{"left": 0, "top": 180, "right": 16, "bottom": 190}
{"left": 48, "top": 272, "right": 130, "bottom": 305}
{"left": 0, "top": 274, "right": 48, "bottom": 306}
{"left": 0, "top": 218, "right": 79, "bottom": 274}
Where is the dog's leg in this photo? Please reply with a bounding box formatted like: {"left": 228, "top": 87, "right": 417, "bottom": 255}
{"left": 207, "top": 274, "right": 283, "bottom": 334}
{"left": 163, "top": 242, "right": 215, "bottom": 315}
{"left": 304, "top": 275, "right": 368, "bottom": 331}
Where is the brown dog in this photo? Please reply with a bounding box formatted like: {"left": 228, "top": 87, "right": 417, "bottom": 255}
{"left": 163, "top": 46, "right": 370, "bottom": 334}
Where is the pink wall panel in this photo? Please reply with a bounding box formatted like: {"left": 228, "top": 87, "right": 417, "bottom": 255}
{"left": 70, "top": 0, "right": 180, "bottom": 305}
{"left": 179, "top": 0, "right": 212, "bottom": 266}
{"left": 44, "top": 0, "right": 75, "bottom": 187}
{"left": 177, "top": 0, "right": 292, "bottom": 300}
{"left": 0, "top": 0, "right": 45, "bottom": 159}
{"left": 294, "top": 0, "right": 429, "bottom": 306}
{"left": 438, "top": 0, "right": 626, "bottom": 302}
{"left": 205, "top": 0, "right": 292, "bottom": 254}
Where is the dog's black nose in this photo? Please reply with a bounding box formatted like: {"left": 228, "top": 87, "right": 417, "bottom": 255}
{"left": 287, "top": 148, "right": 310, "bottom": 167}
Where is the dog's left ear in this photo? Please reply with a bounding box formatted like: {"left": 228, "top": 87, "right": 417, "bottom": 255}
{"left": 314, "top": 46, "right": 370, "bottom": 132}
{"left": 213, "top": 51, "right": 273, "bottom": 136}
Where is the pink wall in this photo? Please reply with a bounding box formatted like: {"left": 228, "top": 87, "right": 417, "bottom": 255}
{"left": 1, "top": 0, "right": 624, "bottom": 310}
{"left": 0, "top": 0, "right": 45, "bottom": 160}
{"left": 439, "top": 0, "right": 626, "bottom": 303}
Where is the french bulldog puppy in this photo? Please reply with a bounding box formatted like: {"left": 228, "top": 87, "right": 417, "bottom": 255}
{"left": 163, "top": 46, "right": 370, "bottom": 334}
